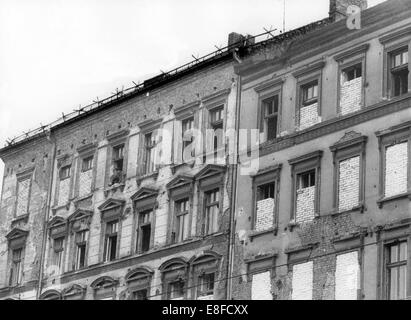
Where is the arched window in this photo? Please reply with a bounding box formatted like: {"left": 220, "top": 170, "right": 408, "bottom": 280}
{"left": 159, "top": 258, "right": 188, "bottom": 300}
{"left": 61, "top": 284, "right": 86, "bottom": 300}
{"left": 190, "top": 251, "right": 221, "bottom": 300}
{"left": 39, "top": 289, "right": 62, "bottom": 300}
{"left": 125, "top": 267, "right": 154, "bottom": 300}
{"left": 90, "top": 276, "right": 118, "bottom": 300}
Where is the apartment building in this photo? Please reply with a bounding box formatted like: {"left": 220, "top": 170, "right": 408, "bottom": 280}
{"left": 232, "top": 0, "right": 411, "bottom": 300}
{"left": 0, "top": 0, "right": 410, "bottom": 301}
{"left": 0, "top": 34, "right": 242, "bottom": 299}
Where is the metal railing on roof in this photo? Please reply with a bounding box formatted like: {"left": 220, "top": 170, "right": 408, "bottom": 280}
{"left": 3, "top": 18, "right": 331, "bottom": 149}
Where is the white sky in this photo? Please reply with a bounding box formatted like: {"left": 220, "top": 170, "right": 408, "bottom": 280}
{"left": 0, "top": 0, "right": 387, "bottom": 195}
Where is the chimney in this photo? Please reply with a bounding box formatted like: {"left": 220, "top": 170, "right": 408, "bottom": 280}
{"left": 228, "top": 32, "right": 245, "bottom": 48}
{"left": 329, "top": 0, "right": 368, "bottom": 22}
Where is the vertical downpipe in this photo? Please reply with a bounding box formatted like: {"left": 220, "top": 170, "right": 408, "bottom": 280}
{"left": 36, "top": 134, "right": 56, "bottom": 299}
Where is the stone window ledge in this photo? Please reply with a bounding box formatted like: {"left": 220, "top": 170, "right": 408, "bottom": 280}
{"left": 377, "top": 192, "right": 411, "bottom": 208}
{"left": 11, "top": 214, "right": 29, "bottom": 226}
{"left": 249, "top": 227, "right": 278, "bottom": 241}
{"left": 332, "top": 203, "right": 365, "bottom": 216}
{"left": 136, "top": 171, "right": 159, "bottom": 186}
{"left": 74, "top": 193, "right": 93, "bottom": 203}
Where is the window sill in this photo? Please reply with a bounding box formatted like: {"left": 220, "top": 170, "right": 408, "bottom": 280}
{"left": 136, "top": 171, "right": 159, "bottom": 185}
{"left": 332, "top": 203, "right": 365, "bottom": 216}
{"left": 52, "top": 203, "right": 70, "bottom": 212}
{"left": 74, "top": 193, "right": 93, "bottom": 203}
{"left": 249, "top": 227, "right": 278, "bottom": 241}
{"left": 377, "top": 192, "right": 411, "bottom": 208}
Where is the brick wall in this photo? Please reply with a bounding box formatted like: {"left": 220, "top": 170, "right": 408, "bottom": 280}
{"left": 78, "top": 170, "right": 92, "bottom": 198}
{"left": 296, "top": 186, "right": 315, "bottom": 223}
{"left": 251, "top": 271, "right": 272, "bottom": 300}
{"left": 291, "top": 261, "right": 313, "bottom": 300}
{"left": 385, "top": 142, "right": 408, "bottom": 197}
{"left": 255, "top": 198, "right": 274, "bottom": 232}
{"left": 340, "top": 77, "right": 362, "bottom": 116}
{"left": 299, "top": 103, "right": 319, "bottom": 130}
{"left": 335, "top": 251, "right": 359, "bottom": 300}
{"left": 338, "top": 156, "right": 360, "bottom": 212}
{"left": 58, "top": 179, "right": 70, "bottom": 206}
{"left": 16, "top": 178, "right": 30, "bottom": 216}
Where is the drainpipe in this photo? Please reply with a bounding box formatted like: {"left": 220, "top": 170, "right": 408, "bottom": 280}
{"left": 36, "top": 133, "right": 57, "bottom": 299}
{"left": 226, "top": 71, "right": 242, "bottom": 300}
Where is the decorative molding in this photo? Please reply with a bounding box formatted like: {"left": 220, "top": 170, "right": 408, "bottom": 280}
{"left": 201, "top": 88, "right": 231, "bottom": 106}
{"left": 334, "top": 43, "right": 370, "bottom": 62}
{"left": 137, "top": 118, "right": 163, "bottom": 133}
{"left": 106, "top": 129, "right": 130, "bottom": 143}
{"left": 292, "top": 60, "right": 325, "bottom": 79}
{"left": 254, "top": 77, "right": 284, "bottom": 93}
{"left": 379, "top": 25, "right": 411, "bottom": 44}
{"left": 288, "top": 150, "right": 323, "bottom": 166}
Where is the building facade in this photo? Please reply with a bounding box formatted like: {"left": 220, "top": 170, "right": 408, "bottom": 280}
{"left": 0, "top": 0, "right": 410, "bottom": 300}
{"left": 232, "top": 0, "right": 411, "bottom": 301}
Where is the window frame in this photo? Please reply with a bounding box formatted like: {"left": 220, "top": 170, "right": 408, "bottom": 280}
{"left": 292, "top": 60, "right": 325, "bottom": 131}
{"left": 330, "top": 134, "right": 367, "bottom": 214}
{"left": 376, "top": 122, "right": 411, "bottom": 208}
{"left": 288, "top": 151, "right": 323, "bottom": 223}
{"left": 203, "top": 188, "right": 221, "bottom": 236}
{"left": 379, "top": 28, "right": 411, "bottom": 99}
{"left": 105, "top": 129, "right": 129, "bottom": 187}
{"left": 251, "top": 165, "right": 282, "bottom": 235}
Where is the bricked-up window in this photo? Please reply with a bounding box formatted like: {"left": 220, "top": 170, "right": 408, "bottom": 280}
{"left": 74, "top": 230, "right": 88, "bottom": 270}
{"left": 210, "top": 106, "right": 224, "bottom": 152}
{"left": 137, "top": 209, "right": 153, "bottom": 253}
{"left": 15, "top": 177, "right": 31, "bottom": 217}
{"left": 289, "top": 151, "right": 322, "bottom": 224}
{"left": 182, "top": 118, "right": 195, "bottom": 160}
{"left": 385, "top": 142, "right": 408, "bottom": 198}
{"left": 291, "top": 261, "right": 313, "bottom": 300}
{"left": 103, "top": 221, "right": 118, "bottom": 262}
{"left": 299, "top": 81, "right": 319, "bottom": 130}
{"left": 386, "top": 241, "right": 407, "bottom": 300}
{"left": 261, "top": 96, "right": 279, "bottom": 142}
{"left": 390, "top": 48, "right": 409, "bottom": 97}
{"left": 58, "top": 165, "right": 71, "bottom": 206}
{"left": 335, "top": 251, "right": 360, "bottom": 300}
{"left": 52, "top": 237, "right": 65, "bottom": 272}
{"left": 167, "top": 280, "right": 185, "bottom": 300}
{"left": 174, "top": 198, "right": 190, "bottom": 243}
{"left": 204, "top": 189, "right": 219, "bottom": 235}
{"left": 79, "top": 156, "right": 93, "bottom": 197}
{"left": 340, "top": 63, "right": 363, "bottom": 115}
{"left": 9, "top": 248, "right": 23, "bottom": 286}
{"left": 144, "top": 133, "right": 156, "bottom": 175}
{"left": 330, "top": 134, "right": 368, "bottom": 213}
{"left": 197, "top": 273, "right": 215, "bottom": 299}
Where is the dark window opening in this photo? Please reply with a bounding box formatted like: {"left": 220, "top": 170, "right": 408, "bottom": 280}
{"left": 390, "top": 49, "right": 409, "bottom": 97}
{"left": 167, "top": 280, "right": 185, "bottom": 300}
{"left": 210, "top": 107, "right": 224, "bottom": 152}
{"left": 175, "top": 198, "right": 190, "bottom": 243}
{"left": 342, "top": 63, "right": 362, "bottom": 82}
{"left": 261, "top": 96, "right": 279, "bottom": 141}
{"left": 104, "top": 221, "right": 118, "bottom": 262}
{"left": 302, "top": 81, "right": 318, "bottom": 106}
{"left": 141, "top": 225, "right": 151, "bottom": 253}
{"left": 182, "top": 118, "right": 195, "bottom": 160}
{"left": 198, "top": 273, "right": 215, "bottom": 297}
{"left": 137, "top": 210, "right": 153, "bottom": 253}
{"left": 205, "top": 189, "right": 219, "bottom": 235}
{"left": 297, "top": 170, "right": 316, "bottom": 190}
{"left": 82, "top": 156, "right": 93, "bottom": 172}
{"left": 257, "top": 182, "right": 275, "bottom": 201}
{"left": 9, "top": 248, "right": 23, "bottom": 286}
{"left": 59, "top": 166, "right": 71, "bottom": 180}
{"left": 110, "top": 145, "right": 124, "bottom": 185}
{"left": 132, "top": 289, "right": 148, "bottom": 300}
{"left": 75, "top": 230, "right": 88, "bottom": 270}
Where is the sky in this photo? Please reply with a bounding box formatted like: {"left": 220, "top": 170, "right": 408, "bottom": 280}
{"left": 0, "top": 0, "right": 387, "bottom": 196}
